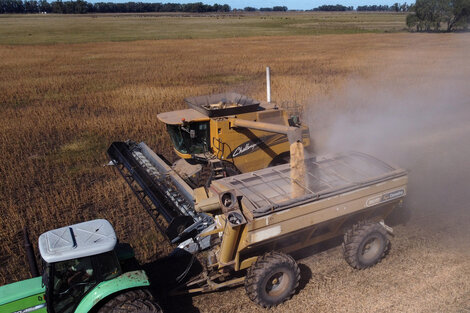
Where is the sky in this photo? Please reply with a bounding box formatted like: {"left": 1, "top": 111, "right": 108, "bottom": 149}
{"left": 172, "top": 1, "right": 402, "bottom": 10}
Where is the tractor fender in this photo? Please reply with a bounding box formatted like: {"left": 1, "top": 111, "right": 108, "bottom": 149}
{"left": 74, "top": 270, "right": 151, "bottom": 313}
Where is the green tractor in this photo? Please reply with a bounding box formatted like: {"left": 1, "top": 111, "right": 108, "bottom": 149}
{"left": 0, "top": 219, "right": 161, "bottom": 313}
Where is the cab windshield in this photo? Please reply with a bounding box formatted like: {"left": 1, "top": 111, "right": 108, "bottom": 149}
{"left": 50, "top": 256, "right": 97, "bottom": 313}
{"left": 167, "top": 122, "right": 210, "bottom": 155}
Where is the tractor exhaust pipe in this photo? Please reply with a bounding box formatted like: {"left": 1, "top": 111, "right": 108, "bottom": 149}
{"left": 24, "top": 227, "right": 39, "bottom": 278}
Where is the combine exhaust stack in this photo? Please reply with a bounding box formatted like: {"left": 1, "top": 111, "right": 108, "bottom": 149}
{"left": 107, "top": 141, "right": 213, "bottom": 246}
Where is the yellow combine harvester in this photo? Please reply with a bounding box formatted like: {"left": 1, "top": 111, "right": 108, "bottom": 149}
{"left": 156, "top": 92, "right": 310, "bottom": 187}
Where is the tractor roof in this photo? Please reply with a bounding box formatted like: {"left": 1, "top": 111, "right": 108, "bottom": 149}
{"left": 157, "top": 108, "right": 209, "bottom": 125}
{"left": 38, "top": 219, "right": 117, "bottom": 263}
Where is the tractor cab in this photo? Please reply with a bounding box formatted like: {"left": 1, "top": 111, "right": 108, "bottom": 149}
{"left": 39, "top": 219, "right": 120, "bottom": 313}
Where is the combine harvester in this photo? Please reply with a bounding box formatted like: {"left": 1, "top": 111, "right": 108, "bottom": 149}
{"left": 107, "top": 72, "right": 408, "bottom": 307}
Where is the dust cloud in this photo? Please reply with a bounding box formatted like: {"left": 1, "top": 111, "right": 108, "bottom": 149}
{"left": 304, "top": 47, "right": 470, "bottom": 232}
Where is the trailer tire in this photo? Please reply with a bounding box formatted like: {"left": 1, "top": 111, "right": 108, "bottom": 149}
{"left": 343, "top": 221, "right": 390, "bottom": 269}
{"left": 97, "top": 289, "right": 162, "bottom": 313}
{"left": 245, "top": 251, "right": 300, "bottom": 308}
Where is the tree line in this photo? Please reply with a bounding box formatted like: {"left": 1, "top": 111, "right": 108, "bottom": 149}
{"left": 406, "top": 0, "right": 470, "bottom": 31}
{"left": 309, "top": 3, "right": 410, "bottom": 12}
{"left": 0, "top": 1, "right": 414, "bottom": 14}
{"left": 311, "top": 4, "right": 354, "bottom": 11}
{"left": 243, "top": 6, "right": 287, "bottom": 12}
{"left": 0, "top": 0, "right": 230, "bottom": 13}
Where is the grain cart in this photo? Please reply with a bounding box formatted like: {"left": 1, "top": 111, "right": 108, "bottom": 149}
{"left": 108, "top": 133, "right": 408, "bottom": 307}
{"left": 0, "top": 219, "right": 161, "bottom": 313}
{"left": 152, "top": 92, "right": 310, "bottom": 187}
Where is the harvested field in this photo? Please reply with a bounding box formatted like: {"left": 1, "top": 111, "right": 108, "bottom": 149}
{"left": 0, "top": 12, "right": 406, "bottom": 44}
{"left": 0, "top": 15, "right": 469, "bottom": 312}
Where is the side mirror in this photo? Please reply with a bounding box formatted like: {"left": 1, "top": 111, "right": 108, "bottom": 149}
{"left": 190, "top": 129, "right": 196, "bottom": 138}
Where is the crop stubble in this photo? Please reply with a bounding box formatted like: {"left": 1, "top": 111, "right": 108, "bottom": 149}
{"left": 1, "top": 31, "right": 469, "bottom": 312}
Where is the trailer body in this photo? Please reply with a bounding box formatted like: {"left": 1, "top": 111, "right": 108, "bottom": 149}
{"left": 208, "top": 152, "right": 407, "bottom": 271}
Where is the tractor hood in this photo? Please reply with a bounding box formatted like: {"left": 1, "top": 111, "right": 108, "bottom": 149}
{"left": 0, "top": 276, "right": 45, "bottom": 310}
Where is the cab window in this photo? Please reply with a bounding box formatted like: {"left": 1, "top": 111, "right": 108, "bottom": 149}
{"left": 167, "top": 122, "right": 209, "bottom": 154}
{"left": 51, "top": 257, "right": 96, "bottom": 313}
{"left": 93, "top": 251, "right": 121, "bottom": 280}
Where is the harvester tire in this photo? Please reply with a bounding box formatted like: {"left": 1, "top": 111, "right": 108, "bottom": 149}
{"left": 343, "top": 221, "right": 390, "bottom": 269}
{"left": 268, "top": 152, "right": 290, "bottom": 167}
{"left": 245, "top": 251, "right": 300, "bottom": 308}
{"left": 97, "top": 289, "right": 162, "bottom": 313}
{"left": 197, "top": 161, "right": 240, "bottom": 188}
{"left": 197, "top": 163, "right": 212, "bottom": 188}
{"left": 222, "top": 160, "right": 240, "bottom": 177}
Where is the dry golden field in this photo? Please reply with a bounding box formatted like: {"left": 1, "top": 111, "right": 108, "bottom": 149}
{"left": 1, "top": 22, "right": 470, "bottom": 312}
{"left": 0, "top": 12, "right": 406, "bottom": 44}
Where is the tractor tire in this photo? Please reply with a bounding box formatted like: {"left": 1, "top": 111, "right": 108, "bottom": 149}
{"left": 245, "top": 251, "right": 300, "bottom": 308}
{"left": 342, "top": 221, "right": 390, "bottom": 269}
{"left": 97, "top": 289, "right": 162, "bottom": 313}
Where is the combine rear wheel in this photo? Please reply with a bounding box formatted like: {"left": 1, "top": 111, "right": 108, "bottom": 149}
{"left": 98, "top": 289, "right": 162, "bottom": 313}
{"left": 245, "top": 251, "right": 300, "bottom": 308}
{"left": 343, "top": 221, "right": 390, "bottom": 269}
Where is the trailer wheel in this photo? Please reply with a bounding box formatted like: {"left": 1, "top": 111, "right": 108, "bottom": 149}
{"left": 245, "top": 251, "right": 300, "bottom": 308}
{"left": 343, "top": 221, "right": 390, "bottom": 269}
{"left": 97, "top": 289, "right": 162, "bottom": 313}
